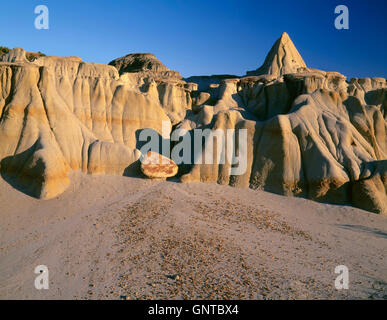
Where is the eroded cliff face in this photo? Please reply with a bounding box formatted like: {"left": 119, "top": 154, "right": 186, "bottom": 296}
{"left": 0, "top": 49, "right": 176, "bottom": 198}
{"left": 109, "top": 53, "right": 196, "bottom": 125}
{"left": 182, "top": 70, "right": 386, "bottom": 214}
{"left": 0, "top": 34, "right": 386, "bottom": 215}
{"left": 180, "top": 34, "right": 387, "bottom": 215}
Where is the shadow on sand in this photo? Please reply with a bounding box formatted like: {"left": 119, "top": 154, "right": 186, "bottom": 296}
{"left": 336, "top": 224, "right": 387, "bottom": 239}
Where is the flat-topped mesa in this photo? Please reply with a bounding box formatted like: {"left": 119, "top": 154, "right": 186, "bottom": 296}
{"left": 108, "top": 52, "right": 182, "bottom": 79}
{"left": 0, "top": 47, "right": 47, "bottom": 63}
{"left": 33, "top": 55, "right": 119, "bottom": 80}
{"left": 0, "top": 48, "right": 28, "bottom": 63}
{"left": 246, "top": 32, "right": 307, "bottom": 78}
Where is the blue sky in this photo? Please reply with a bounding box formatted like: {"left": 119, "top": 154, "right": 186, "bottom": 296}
{"left": 1, "top": 0, "right": 386, "bottom": 79}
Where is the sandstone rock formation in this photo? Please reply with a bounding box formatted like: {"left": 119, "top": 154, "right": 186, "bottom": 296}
{"left": 109, "top": 53, "right": 182, "bottom": 79}
{"left": 0, "top": 34, "right": 386, "bottom": 215}
{"left": 0, "top": 48, "right": 169, "bottom": 198}
{"left": 0, "top": 47, "right": 46, "bottom": 63}
{"left": 246, "top": 32, "right": 306, "bottom": 77}
{"left": 352, "top": 160, "right": 387, "bottom": 214}
{"left": 180, "top": 34, "right": 387, "bottom": 215}
{"left": 184, "top": 75, "right": 240, "bottom": 91}
{"left": 109, "top": 53, "right": 195, "bottom": 125}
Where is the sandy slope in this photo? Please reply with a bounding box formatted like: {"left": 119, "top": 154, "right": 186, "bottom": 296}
{"left": 0, "top": 172, "right": 386, "bottom": 300}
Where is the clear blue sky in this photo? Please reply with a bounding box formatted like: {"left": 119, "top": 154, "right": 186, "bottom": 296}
{"left": 1, "top": 0, "right": 386, "bottom": 79}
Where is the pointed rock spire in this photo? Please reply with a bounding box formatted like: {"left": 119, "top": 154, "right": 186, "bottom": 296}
{"left": 246, "top": 32, "right": 306, "bottom": 77}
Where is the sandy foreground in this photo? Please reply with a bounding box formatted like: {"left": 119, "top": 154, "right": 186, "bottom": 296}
{"left": 0, "top": 172, "right": 386, "bottom": 300}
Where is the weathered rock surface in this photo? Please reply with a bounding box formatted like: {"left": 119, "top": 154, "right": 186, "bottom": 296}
{"left": 109, "top": 53, "right": 195, "bottom": 125}
{"left": 246, "top": 32, "right": 306, "bottom": 77}
{"left": 352, "top": 160, "right": 387, "bottom": 214}
{"left": 109, "top": 52, "right": 182, "bottom": 79}
{"left": 0, "top": 33, "right": 386, "bottom": 215}
{"left": 184, "top": 74, "right": 240, "bottom": 91}
{"left": 140, "top": 151, "right": 178, "bottom": 179}
{"left": 0, "top": 47, "right": 46, "bottom": 63}
{"left": 191, "top": 91, "right": 211, "bottom": 109}
{"left": 0, "top": 50, "right": 168, "bottom": 198}
{"left": 180, "top": 33, "right": 387, "bottom": 215}
{"left": 0, "top": 48, "right": 28, "bottom": 63}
